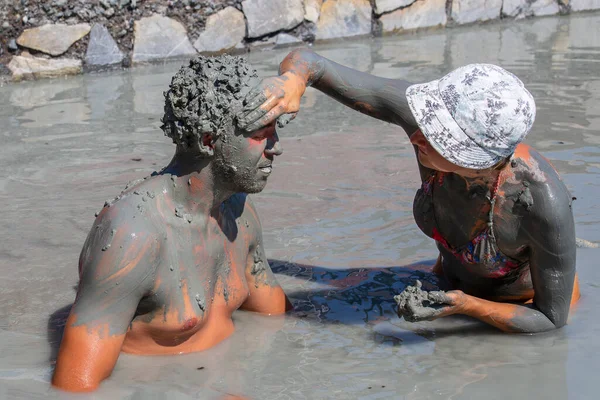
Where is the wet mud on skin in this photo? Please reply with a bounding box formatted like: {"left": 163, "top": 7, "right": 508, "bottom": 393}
{"left": 394, "top": 280, "right": 448, "bottom": 322}
{"left": 2, "top": 11, "right": 600, "bottom": 400}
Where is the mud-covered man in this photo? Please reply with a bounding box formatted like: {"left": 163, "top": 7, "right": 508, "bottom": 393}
{"left": 52, "top": 56, "right": 291, "bottom": 392}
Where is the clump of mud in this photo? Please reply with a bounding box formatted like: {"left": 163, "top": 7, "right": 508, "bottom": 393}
{"left": 394, "top": 280, "right": 447, "bottom": 322}
{"left": 161, "top": 55, "right": 259, "bottom": 151}
{"left": 576, "top": 238, "right": 599, "bottom": 248}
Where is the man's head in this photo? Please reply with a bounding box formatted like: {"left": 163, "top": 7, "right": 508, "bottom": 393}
{"left": 161, "top": 55, "right": 258, "bottom": 153}
{"left": 161, "top": 55, "right": 283, "bottom": 194}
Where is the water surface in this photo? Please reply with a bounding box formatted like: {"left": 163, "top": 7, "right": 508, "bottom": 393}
{"left": 1, "top": 12, "right": 600, "bottom": 400}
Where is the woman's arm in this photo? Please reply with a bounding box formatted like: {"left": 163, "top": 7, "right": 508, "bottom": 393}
{"left": 52, "top": 214, "right": 159, "bottom": 391}
{"left": 400, "top": 177, "right": 577, "bottom": 333}
{"left": 239, "top": 48, "right": 418, "bottom": 135}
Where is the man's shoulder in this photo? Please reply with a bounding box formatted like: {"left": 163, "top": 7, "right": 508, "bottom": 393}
{"left": 93, "top": 178, "right": 165, "bottom": 235}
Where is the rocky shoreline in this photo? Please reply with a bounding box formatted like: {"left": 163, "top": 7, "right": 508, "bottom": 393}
{"left": 1, "top": 0, "right": 599, "bottom": 82}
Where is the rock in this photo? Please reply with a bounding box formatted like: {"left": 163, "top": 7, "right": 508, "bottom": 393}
{"left": 193, "top": 7, "right": 246, "bottom": 53}
{"left": 17, "top": 23, "right": 91, "bottom": 56}
{"left": 374, "top": 0, "right": 416, "bottom": 14}
{"left": 570, "top": 0, "right": 600, "bottom": 11}
{"left": 132, "top": 14, "right": 196, "bottom": 64}
{"left": 380, "top": 0, "right": 447, "bottom": 32}
{"left": 503, "top": 0, "right": 559, "bottom": 17}
{"left": 304, "top": 0, "right": 323, "bottom": 22}
{"left": 275, "top": 33, "right": 302, "bottom": 46}
{"left": 8, "top": 39, "right": 18, "bottom": 53}
{"left": 242, "top": 0, "right": 304, "bottom": 38}
{"left": 576, "top": 238, "right": 599, "bottom": 248}
{"left": 451, "top": 0, "right": 503, "bottom": 25}
{"left": 85, "top": 24, "right": 124, "bottom": 67}
{"left": 104, "top": 7, "right": 115, "bottom": 17}
{"left": 7, "top": 55, "right": 82, "bottom": 81}
{"left": 315, "top": 0, "right": 372, "bottom": 41}
{"left": 531, "top": 0, "right": 561, "bottom": 15}
{"left": 249, "top": 35, "right": 277, "bottom": 50}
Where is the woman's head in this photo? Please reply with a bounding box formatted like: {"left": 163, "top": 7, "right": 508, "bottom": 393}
{"left": 406, "top": 64, "right": 536, "bottom": 170}
{"left": 161, "top": 55, "right": 260, "bottom": 156}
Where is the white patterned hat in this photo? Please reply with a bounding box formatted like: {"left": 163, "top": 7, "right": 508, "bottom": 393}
{"left": 406, "top": 64, "right": 536, "bottom": 169}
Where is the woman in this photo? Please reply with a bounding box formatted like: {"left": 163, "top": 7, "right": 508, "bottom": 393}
{"left": 238, "top": 49, "right": 580, "bottom": 333}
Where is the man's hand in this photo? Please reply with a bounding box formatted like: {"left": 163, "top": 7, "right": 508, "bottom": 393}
{"left": 395, "top": 281, "right": 467, "bottom": 322}
{"left": 238, "top": 72, "right": 306, "bottom": 132}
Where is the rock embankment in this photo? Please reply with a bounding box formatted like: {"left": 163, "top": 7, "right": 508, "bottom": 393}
{"left": 1, "top": 0, "right": 599, "bottom": 81}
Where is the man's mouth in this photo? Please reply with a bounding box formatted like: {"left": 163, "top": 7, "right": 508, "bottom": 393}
{"left": 258, "top": 164, "right": 272, "bottom": 174}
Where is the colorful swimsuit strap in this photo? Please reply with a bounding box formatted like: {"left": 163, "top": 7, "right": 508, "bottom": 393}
{"left": 429, "top": 166, "right": 504, "bottom": 253}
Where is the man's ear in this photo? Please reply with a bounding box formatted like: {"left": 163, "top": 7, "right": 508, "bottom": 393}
{"left": 202, "top": 133, "right": 214, "bottom": 149}
{"left": 198, "top": 132, "right": 215, "bottom": 157}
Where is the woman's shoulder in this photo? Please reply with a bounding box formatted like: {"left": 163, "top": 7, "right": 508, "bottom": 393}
{"left": 506, "top": 144, "right": 568, "bottom": 188}
{"left": 503, "top": 143, "right": 573, "bottom": 221}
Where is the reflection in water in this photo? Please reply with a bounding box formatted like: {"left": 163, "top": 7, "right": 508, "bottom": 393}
{"left": 0, "top": 11, "right": 599, "bottom": 400}
{"left": 271, "top": 259, "right": 440, "bottom": 325}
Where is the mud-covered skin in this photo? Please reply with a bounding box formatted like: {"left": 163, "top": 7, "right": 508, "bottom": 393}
{"left": 240, "top": 49, "right": 579, "bottom": 334}
{"left": 52, "top": 56, "right": 290, "bottom": 393}
{"left": 53, "top": 139, "right": 289, "bottom": 393}
{"left": 74, "top": 173, "right": 284, "bottom": 346}
{"left": 395, "top": 280, "right": 452, "bottom": 322}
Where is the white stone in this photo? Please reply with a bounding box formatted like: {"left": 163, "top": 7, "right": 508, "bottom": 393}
{"left": 380, "top": 0, "right": 447, "bottom": 32}
{"left": 132, "top": 14, "right": 196, "bottom": 64}
{"left": 451, "top": 0, "right": 502, "bottom": 25}
{"left": 17, "top": 23, "right": 91, "bottom": 56}
{"left": 374, "top": 0, "right": 417, "bottom": 14}
{"left": 315, "top": 0, "right": 372, "bottom": 40}
{"left": 8, "top": 54, "right": 82, "bottom": 81}
{"left": 304, "top": 0, "right": 323, "bottom": 22}
{"left": 275, "top": 33, "right": 303, "bottom": 46}
{"left": 85, "top": 24, "right": 124, "bottom": 66}
{"left": 193, "top": 7, "right": 246, "bottom": 53}
{"left": 570, "top": 0, "right": 600, "bottom": 11}
{"left": 503, "top": 0, "right": 559, "bottom": 17}
{"left": 242, "top": 0, "right": 304, "bottom": 38}
{"left": 531, "top": 0, "right": 560, "bottom": 16}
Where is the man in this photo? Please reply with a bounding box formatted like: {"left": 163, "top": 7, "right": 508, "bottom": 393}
{"left": 52, "top": 55, "right": 291, "bottom": 392}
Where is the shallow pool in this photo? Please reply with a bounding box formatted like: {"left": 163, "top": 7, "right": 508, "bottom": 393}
{"left": 1, "top": 11, "right": 600, "bottom": 400}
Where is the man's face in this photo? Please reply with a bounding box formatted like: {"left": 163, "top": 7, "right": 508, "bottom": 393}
{"left": 212, "top": 122, "right": 283, "bottom": 194}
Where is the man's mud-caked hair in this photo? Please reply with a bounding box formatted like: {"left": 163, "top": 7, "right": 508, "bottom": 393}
{"left": 161, "top": 55, "right": 259, "bottom": 155}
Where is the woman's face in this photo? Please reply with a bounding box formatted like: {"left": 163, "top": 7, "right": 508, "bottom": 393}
{"left": 409, "top": 129, "right": 464, "bottom": 173}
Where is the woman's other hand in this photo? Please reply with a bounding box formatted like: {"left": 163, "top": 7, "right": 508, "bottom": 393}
{"left": 396, "top": 289, "right": 467, "bottom": 322}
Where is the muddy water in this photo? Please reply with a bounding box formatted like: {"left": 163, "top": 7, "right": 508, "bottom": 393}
{"left": 1, "top": 12, "right": 600, "bottom": 400}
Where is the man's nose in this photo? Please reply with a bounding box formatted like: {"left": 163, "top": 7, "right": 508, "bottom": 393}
{"left": 265, "top": 133, "right": 283, "bottom": 157}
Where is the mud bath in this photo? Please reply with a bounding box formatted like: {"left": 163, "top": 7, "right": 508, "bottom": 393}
{"left": 394, "top": 280, "right": 447, "bottom": 322}
{"left": 1, "top": 11, "right": 600, "bottom": 400}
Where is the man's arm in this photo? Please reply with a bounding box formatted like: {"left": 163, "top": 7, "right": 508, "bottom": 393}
{"left": 52, "top": 214, "right": 160, "bottom": 391}
{"left": 239, "top": 48, "right": 418, "bottom": 135}
{"left": 239, "top": 199, "right": 291, "bottom": 315}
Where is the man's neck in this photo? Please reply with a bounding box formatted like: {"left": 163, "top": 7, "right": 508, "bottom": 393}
{"left": 164, "top": 150, "right": 234, "bottom": 217}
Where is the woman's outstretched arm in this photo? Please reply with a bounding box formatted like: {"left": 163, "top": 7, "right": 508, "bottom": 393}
{"left": 239, "top": 48, "right": 418, "bottom": 135}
